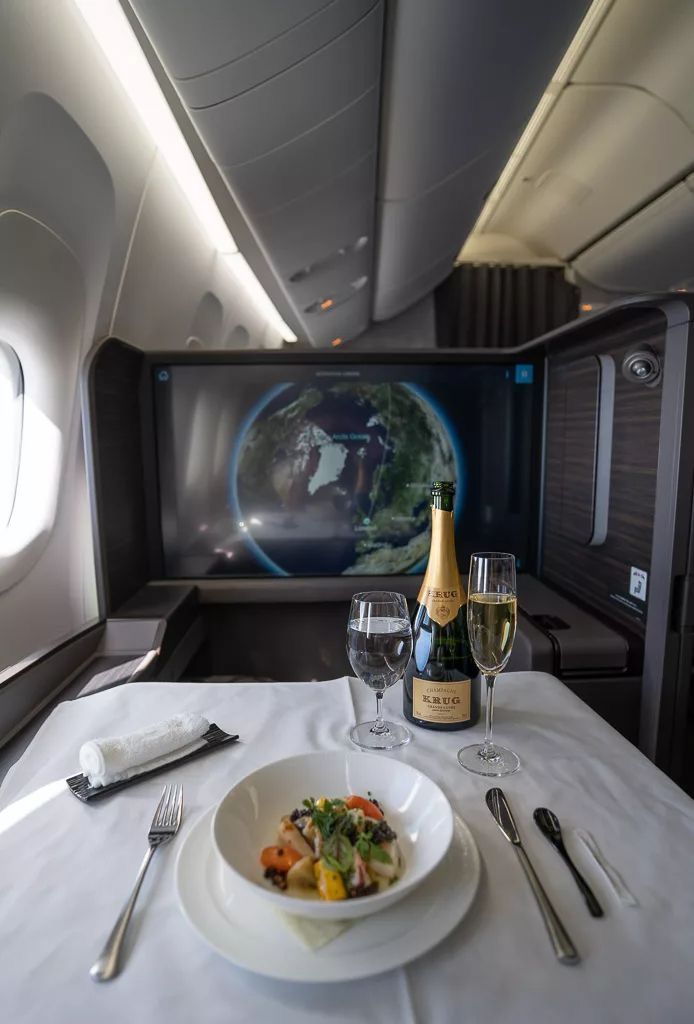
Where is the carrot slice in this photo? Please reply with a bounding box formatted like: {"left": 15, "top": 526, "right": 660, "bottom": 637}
{"left": 260, "top": 845, "right": 303, "bottom": 872}
{"left": 345, "top": 795, "right": 383, "bottom": 820}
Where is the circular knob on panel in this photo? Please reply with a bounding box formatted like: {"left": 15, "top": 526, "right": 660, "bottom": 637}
{"left": 621, "top": 347, "right": 661, "bottom": 387}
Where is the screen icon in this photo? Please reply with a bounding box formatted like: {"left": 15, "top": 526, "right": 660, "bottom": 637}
{"left": 514, "top": 364, "right": 534, "bottom": 384}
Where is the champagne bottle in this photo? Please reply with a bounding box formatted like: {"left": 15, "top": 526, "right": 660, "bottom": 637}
{"left": 403, "top": 481, "right": 480, "bottom": 731}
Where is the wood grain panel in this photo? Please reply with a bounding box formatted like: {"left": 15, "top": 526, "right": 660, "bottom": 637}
{"left": 542, "top": 318, "right": 665, "bottom": 634}
{"left": 546, "top": 356, "right": 600, "bottom": 544}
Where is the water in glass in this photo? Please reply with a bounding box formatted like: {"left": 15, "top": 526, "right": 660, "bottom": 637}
{"left": 347, "top": 615, "right": 412, "bottom": 690}
{"left": 347, "top": 592, "right": 412, "bottom": 751}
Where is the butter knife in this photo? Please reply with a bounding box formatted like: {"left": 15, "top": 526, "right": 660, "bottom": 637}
{"left": 486, "top": 788, "right": 580, "bottom": 965}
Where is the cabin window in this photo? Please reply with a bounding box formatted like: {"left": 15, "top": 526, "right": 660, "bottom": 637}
{"left": 0, "top": 341, "right": 23, "bottom": 528}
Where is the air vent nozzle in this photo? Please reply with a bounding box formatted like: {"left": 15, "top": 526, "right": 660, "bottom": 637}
{"left": 622, "top": 347, "right": 661, "bottom": 387}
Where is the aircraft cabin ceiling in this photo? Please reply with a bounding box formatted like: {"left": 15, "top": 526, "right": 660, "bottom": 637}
{"left": 126, "top": 0, "right": 589, "bottom": 346}
{"left": 463, "top": 0, "right": 694, "bottom": 296}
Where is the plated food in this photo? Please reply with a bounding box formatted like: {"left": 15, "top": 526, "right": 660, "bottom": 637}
{"left": 260, "top": 794, "right": 403, "bottom": 901}
{"left": 179, "top": 805, "right": 480, "bottom": 982}
{"left": 212, "top": 750, "right": 454, "bottom": 920}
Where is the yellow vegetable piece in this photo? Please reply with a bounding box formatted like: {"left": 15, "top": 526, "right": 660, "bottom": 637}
{"left": 314, "top": 859, "right": 347, "bottom": 901}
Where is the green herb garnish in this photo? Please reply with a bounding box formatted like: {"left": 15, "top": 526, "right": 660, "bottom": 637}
{"left": 302, "top": 796, "right": 392, "bottom": 877}
{"left": 354, "top": 831, "right": 391, "bottom": 864}
{"left": 354, "top": 834, "right": 370, "bottom": 860}
{"left": 367, "top": 843, "right": 392, "bottom": 864}
{"left": 303, "top": 798, "right": 346, "bottom": 840}
{"left": 323, "top": 831, "right": 354, "bottom": 872}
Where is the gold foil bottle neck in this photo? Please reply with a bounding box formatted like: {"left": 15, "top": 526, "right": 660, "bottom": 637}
{"left": 418, "top": 507, "right": 465, "bottom": 626}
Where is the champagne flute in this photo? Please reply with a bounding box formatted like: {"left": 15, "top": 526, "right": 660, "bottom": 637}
{"left": 457, "top": 553, "right": 519, "bottom": 776}
{"left": 347, "top": 591, "right": 413, "bottom": 750}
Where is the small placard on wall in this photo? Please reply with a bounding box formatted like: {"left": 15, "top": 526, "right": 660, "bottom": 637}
{"left": 609, "top": 566, "right": 648, "bottom": 621}
{"left": 629, "top": 566, "right": 648, "bottom": 601}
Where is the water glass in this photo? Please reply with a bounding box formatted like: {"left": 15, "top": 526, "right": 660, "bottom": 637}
{"left": 347, "top": 591, "right": 412, "bottom": 750}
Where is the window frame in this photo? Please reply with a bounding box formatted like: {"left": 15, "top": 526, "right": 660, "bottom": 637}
{"left": 0, "top": 339, "right": 24, "bottom": 529}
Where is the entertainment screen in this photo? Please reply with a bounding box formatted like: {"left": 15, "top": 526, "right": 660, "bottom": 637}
{"left": 153, "top": 360, "right": 540, "bottom": 577}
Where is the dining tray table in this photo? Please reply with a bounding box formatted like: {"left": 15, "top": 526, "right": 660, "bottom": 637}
{"left": 1, "top": 674, "right": 693, "bottom": 1024}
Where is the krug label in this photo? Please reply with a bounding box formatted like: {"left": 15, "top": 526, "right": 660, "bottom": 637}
{"left": 412, "top": 676, "right": 471, "bottom": 724}
{"left": 421, "top": 586, "right": 463, "bottom": 627}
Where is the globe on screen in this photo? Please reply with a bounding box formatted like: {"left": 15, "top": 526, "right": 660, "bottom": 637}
{"left": 232, "top": 382, "right": 459, "bottom": 575}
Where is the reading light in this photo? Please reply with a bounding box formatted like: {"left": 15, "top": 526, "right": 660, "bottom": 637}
{"left": 73, "top": 0, "right": 298, "bottom": 342}
{"left": 581, "top": 303, "right": 593, "bottom": 312}
{"left": 331, "top": 337, "right": 343, "bottom": 347}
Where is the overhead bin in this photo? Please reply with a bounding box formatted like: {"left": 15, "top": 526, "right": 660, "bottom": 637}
{"left": 189, "top": 8, "right": 381, "bottom": 169}
{"left": 374, "top": 148, "right": 507, "bottom": 322}
{"left": 254, "top": 155, "right": 376, "bottom": 278}
{"left": 571, "top": 0, "right": 694, "bottom": 131}
{"left": 486, "top": 84, "right": 694, "bottom": 260}
{"left": 134, "top": 0, "right": 373, "bottom": 106}
{"left": 373, "top": 0, "right": 590, "bottom": 320}
{"left": 574, "top": 176, "right": 694, "bottom": 292}
{"left": 131, "top": 0, "right": 382, "bottom": 347}
{"left": 131, "top": 0, "right": 587, "bottom": 343}
{"left": 228, "top": 89, "right": 379, "bottom": 220}
{"left": 132, "top": 0, "right": 330, "bottom": 81}
{"left": 470, "top": 0, "right": 694, "bottom": 272}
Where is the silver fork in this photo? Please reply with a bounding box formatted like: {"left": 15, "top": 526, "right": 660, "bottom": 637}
{"left": 90, "top": 784, "right": 183, "bottom": 982}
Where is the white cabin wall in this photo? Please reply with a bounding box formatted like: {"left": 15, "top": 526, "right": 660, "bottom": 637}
{"left": 110, "top": 153, "right": 284, "bottom": 351}
{"left": 0, "top": 0, "right": 280, "bottom": 673}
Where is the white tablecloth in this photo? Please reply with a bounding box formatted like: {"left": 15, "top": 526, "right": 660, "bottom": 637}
{"left": 1, "top": 673, "right": 693, "bottom": 1024}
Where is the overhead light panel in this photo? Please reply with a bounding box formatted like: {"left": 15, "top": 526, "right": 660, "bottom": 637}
{"left": 73, "top": 0, "right": 236, "bottom": 253}
{"left": 226, "top": 254, "right": 298, "bottom": 342}
{"left": 74, "top": 0, "right": 299, "bottom": 342}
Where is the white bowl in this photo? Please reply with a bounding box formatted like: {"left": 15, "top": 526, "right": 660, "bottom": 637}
{"left": 211, "top": 750, "right": 454, "bottom": 920}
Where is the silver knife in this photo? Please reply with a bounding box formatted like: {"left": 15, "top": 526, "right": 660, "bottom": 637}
{"left": 486, "top": 788, "right": 580, "bottom": 965}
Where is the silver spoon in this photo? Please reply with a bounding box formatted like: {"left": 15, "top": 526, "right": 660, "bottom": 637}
{"left": 534, "top": 807, "right": 604, "bottom": 918}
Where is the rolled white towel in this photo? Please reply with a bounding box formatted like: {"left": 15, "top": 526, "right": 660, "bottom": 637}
{"left": 79, "top": 712, "right": 210, "bottom": 788}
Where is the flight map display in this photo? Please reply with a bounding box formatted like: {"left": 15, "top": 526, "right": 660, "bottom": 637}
{"left": 153, "top": 361, "right": 538, "bottom": 578}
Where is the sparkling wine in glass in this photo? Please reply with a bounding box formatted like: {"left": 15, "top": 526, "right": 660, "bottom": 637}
{"left": 457, "top": 553, "right": 519, "bottom": 776}
{"left": 347, "top": 591, "right": 413, "bottom": 750}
